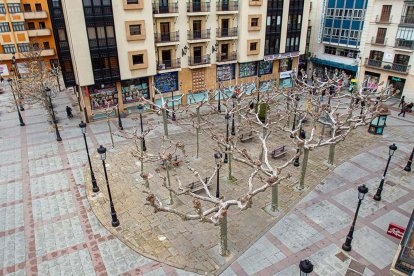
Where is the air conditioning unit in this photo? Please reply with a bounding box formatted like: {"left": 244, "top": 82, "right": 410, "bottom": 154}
{"left": 158, "top": 64, "right": 166, "bottom": 70}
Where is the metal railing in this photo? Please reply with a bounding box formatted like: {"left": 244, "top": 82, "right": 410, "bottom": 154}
{"left": 152, "top": 2, "right": 178, "bottom": 14}
{"left": 187, "top": 1, "right": 210, "bottom": 12}
{"left": 395, "top": 38, "right": 414, "bottom": 50}
{"left": 216, "top": 51, "right": 237, "bottom": 62}
{"left": 365, "top": 58, "right": 411, "bottom": 74}
{"left": 188, "top": 29, "right": 210, "bottom": 40}
{"left": 371, "top": 36, "right": 387, "bottom": 45}
{"left": 375, "top": 14, "right": 392, "bottom": 23}
{"left": 188, "top": 55, "right": 211, "bottom": 66}
{"left": 216, "top": 27, "right": 237, "bottom": 38}
{"left": 157, "top": 58, "right": 181, "bottom": 70}
{"left": 154, "top": 31, "right": 180, "bottom": 43}
{"left": 216, "top": 1, "right": 238, "bottom": 11}
{"left": 401, "top": 16, "right": 414, "bottom": 25}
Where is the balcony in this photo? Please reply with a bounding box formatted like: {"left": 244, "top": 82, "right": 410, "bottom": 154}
{"left": 371, "top": 36, "right": 387, "bottom": 46}
{"left": 394, "top": 38, "right": 414, "bottom": 51}
{"left": 188, "top": 55, "right": 211, "bottom": 68}
{"left": 0, "top": 53, "right": 14, "bottom": 60}
{"left": 216, "top": 27, "right": 237, "bottom": 39}
{"left": 152, "top": 2, "right": 179, "bottom": 17}
{"left": 187, "top": 29, "right": 210, "bottom": 42}
{"left": 88, "top": 38, "right": 117, "bottom": 49}
{"left": 41, "top": 48, "right": 56, "bottom": 57}
{"left": 187, "top": 1, "right": 210, "bottom": 15}
{"left": 216, "top": 51, "right": 237, "bottom": 63}
{"left": 23, "top": 11, "right": 48, "bottom": 19}
{"left": 154, "top": 31, "right": 180, "bottom": 45}
{"left": 216, "top": 1, "right": 238, "bottom": 14}
{"left": 400, "top": 16, "right": 414, "bottom": 25}
{"left": 28, "top": 28, "right": 52, "bottom": 37}
{"left": 365, "top": 58, "right": 411, "bottom": 74}
{"left": 375, "top": 15, "right": 392, "bottom": 24}
{"left": 157, "top": 58, "right": 181, "bottom": 72}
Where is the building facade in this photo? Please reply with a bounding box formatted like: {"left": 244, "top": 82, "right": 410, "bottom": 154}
{"left": 0, "top": 0, "right": 58, "bottom": 76}
{"left": 308, "top": 0, "right": 368, "bottom": 79}
{"left": 358, "top": 0, "right": 414, "bottom": 101}
{"left": 48, "top": 0, "right": 310, "bottom": 121}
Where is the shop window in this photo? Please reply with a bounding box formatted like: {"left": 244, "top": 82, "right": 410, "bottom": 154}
{"left": 90, "top": 84, "right": 118, "bottom": 110}
{"left": 121, "top": 78, "right": 150, "bottom": 103}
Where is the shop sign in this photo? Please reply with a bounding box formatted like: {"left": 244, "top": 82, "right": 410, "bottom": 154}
{"left": 392, "top": 77, "right": 401, "bottom": 82}
{"left": 264, "top": 52, "right": 300, "bottom": 61}
{"left": 387, "top": 223, "right": 405, "bottom": 240}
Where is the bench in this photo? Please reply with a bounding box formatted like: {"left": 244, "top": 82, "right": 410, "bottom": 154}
{"left": 186, "top": 177, "right": 211, "bottom": 193}
{"left": 271, "top": 145, "right": 287, "bottom": 159}
{"left": 239, "top": 131, "right": 254, "bottom": 142}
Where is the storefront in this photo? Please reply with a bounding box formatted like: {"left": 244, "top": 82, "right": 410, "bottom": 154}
{"left": 239, "top": 62, "right": 258, "bottom": 78}
{"left": 217, "top": 64, "right": 235, "bottom": 82}
{"left": 89, "top": 83, "right": 119, "bottom": 110}
{"left": 388, "top": 76, "right": 406, "bottom": 98}
{"left": 310, "top": 57, "right": 358, "bottom": 80}
{"left": 154, "top": 72, "right": 179, "bottom": 94}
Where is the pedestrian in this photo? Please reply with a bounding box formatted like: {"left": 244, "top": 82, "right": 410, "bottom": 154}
{"left": 66, "top": 105, "right": 73, "bottom": 119}
{"left": 398, "top": 101, "right": 406, "bottom": 117}
{"left": 399, "top": 96, "right": 405, "bottom": 107}
{"left": 0, "top": 76, "right": 4, "bottom": 86}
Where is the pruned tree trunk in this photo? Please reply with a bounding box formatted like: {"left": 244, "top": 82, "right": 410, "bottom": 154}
{"left": 271, "top": 184, "right": 278, "bottom": 212}
{"left": 162, "top": 108, "right": 169, "bottom": 140}
{"left": 328, "top": 144, "right": 335, "bottom": 165}
{"left": 228, "top": 148, "right": 234, "bottom": 181}
{"left": 140, "top": 139, "right": 144, "bottom": 175}
{"left": 219, "top": 212, "right": 228, "bottom": 256}
{"left": 107, "top": 118, "right": 114, "bottom": 148}
{"left": 299, "top": 148, "right": 310, "bottom": 190}
{"left": 165, "top": 162, "right": 173, "bottom": 205}
{"left": 196, "top": 108, "right": 201, "bottom": 158}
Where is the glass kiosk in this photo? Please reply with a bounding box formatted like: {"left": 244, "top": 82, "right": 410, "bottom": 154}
{"left": 391, "top": 210, "right": 414, "bottom": 275}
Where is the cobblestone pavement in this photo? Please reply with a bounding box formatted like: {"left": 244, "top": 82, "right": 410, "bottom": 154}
{"left": 0, "top": 84, "right": 413, "bottom": 276}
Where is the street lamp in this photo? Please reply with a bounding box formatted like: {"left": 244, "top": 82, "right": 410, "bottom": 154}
{"left": 171, "top": 87, "right": 176, "bottom": 121}
{"left": 299, "top": 259, "right": 314, "bottom": 276}
{"left": 214, "top": 151, "right": 222, "bottom": 198}
{"left": 404, "top": 147, "right": 413, "bottom": 172}
{"left": 256, "top": 73, "right": 262, "bottom": 104}
{"left": 116, "top": 104, "right": 123, "bottom": 130}
{"left": 231, "top": 93, "right": 236, "bottom": 135}
{"left": 137, "top": 104, "right": 147, "bottom": 152}
{"left": 224, "top": 113, "right": 230, "bottom": 163}
{"left": 97, "top": 145, "right": 120, "bottom": 227}
{"left": 342, "top": 184, "right": 369, "bottom": 251}
{"left": 45, "top": 87, "right": 62, "bottom": 141}
{"left": 374, "top": 143, "right": 397, "bottom": 201}
{"left": 217, "top": 84, "right": 222, "bottom": 113}
{"left": 7, "top": 78, "right": 25, "bottom": 126}
{"left": 79, "top": 121, "right": 99, "bottom": 192}
{"left": 291, "top": 95, "right": 300, "bottom": 138}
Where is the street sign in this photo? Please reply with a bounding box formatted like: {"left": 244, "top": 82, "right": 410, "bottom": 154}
{"left": 387, "top": 223, "right": 405, "bottom": 240}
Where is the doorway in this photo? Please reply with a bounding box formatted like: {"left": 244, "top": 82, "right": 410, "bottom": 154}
{"left": 193, "top": 46, "right": 202, "bottom": 63}
{"left": 221, "top": 19, "right": 229, "bottom": 36}
{"left": 160, "top": 22, "right": 170, "bottom": 42}
{"left": 220, "top": 44, "right": 229, "bottom": 61}
{"left": 193, "top": 20, "right": 202, "bottom": 39}
{"left": 159, "top": 0, "right": 169, "bottom": 13}
{"left": 162, "top": 50, "right": 172, "bottom": 68}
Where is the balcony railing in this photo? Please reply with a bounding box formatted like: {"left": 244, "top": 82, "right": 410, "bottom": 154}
{"left": 152, "top": 2, "right": 178, "bottom": 14}
{"left": 23, "top": 11, "right": 48, "bottom": 19}
{"left": 188, "top": 29, "right": 210, "bottom": 40}
{"left": 189, "top": 55, "right": 211, "bottom": 66}
{"left": 216, "top": 27, "right": 237, "bottom": 38}
{"left": 395, "top": 38, "right": 414, "bottom": 50}
{"left": 157, "top": 58, "right": 181, "bottom": 70}
{"left": 88, "top": 38, "right": 116, "bottom": 48}
{"left": 187, "top": 1, "right": 210, "bottom": 13}
{"left": 371, "top": 36, "right": 387, "bottom": 45}
{"left": 401, "top": 16, "right": 414, "bottom": 25}
{"left": 216, "top": 1, "right": 238, "bottom": 12}
{"left": 216, "top": 51, "right": 237, "bottom": 62}
{"left": 375, "top": 15, "right": 392, "bottom": 23}
{"left": 365, "top": 58, "right": 411, "bottom": 74}
{"left": 154, "top": 31, "right": 180, "bottom": 43}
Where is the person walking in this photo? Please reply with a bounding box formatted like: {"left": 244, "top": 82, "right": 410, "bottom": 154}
{"left": 66, "top": 106, "right": 73, "bottom": 119}
{"left": 0, "top": 76, "right": 4, "bottom": 86}
{"left": 399, "top": 96, "right": 405, "bottom": 107}
{"left": 398, "top": 101, "right": 407, "bottom": 117}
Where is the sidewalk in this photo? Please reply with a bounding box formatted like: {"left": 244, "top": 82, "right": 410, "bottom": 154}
{"left": 0, "top": 85, "right": 412, "bottom": 275}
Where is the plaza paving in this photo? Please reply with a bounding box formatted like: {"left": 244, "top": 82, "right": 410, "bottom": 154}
{"left": 0, "top": 85, "right": 413, "bottom": 276}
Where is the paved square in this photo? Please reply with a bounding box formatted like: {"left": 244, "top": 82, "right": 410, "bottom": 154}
{"left": 30, "top": 172, "right": 69, "bottom": 197}
{"left": 0, "top": 182, "right": 23, "bottom": 205}
{"left": 333, "top": 162, "right": 370, "bottom": 182}
{"left": 0, "top": 204, "right": 24, "bottom": 232}
{"left": 0, "top": 231, "right": 26, "bottom": 269}
{"left": 32, "top": 192, "right": 77, "bottom": 222}
{"left": 372, "top": 210, "right": 410, "bottom": 231}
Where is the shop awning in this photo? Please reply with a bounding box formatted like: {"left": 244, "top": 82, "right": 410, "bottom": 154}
{"left": 311, "top": 58, "right": 358, "bottom": 72}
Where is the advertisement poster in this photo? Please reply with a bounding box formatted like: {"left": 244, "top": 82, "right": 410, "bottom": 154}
{"left": 217, "top": 64, "right": 235, "bottom": 82}
{"left": 0, "top": 64, "right": 9, "bottom": 76}
{"left": 154, "top": 72, "right": 178, "bottom": 93}
{"left": 258, "top": 60, "right": 273, "bottom": 75}
{"left": 239, "top": 62, "right": 257, "bottom": 78}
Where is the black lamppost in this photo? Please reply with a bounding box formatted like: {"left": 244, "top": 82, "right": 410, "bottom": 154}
{"left": 291, "top": 95, "right": 300, "bottom": 138}
{"left": 224, "top": 113, "right": 230, "bottom": 163}
{"left": 214, "top": 152, "right": 222, "bottom": 198}
{"left": 299, "top": 259, "right": 314, "bottom": 276}
{"left": 256, "top": 73, "right": 262, "bottom": 104}
{"left": 342, "top": 184, "right": 368, "bottom": 251}
{"left": 7, "top": 78, "right": 25, "bottom": 126}
{"left": 79, "top": 121, "right": 99, "bottom": 192}
{"left": 116, "top": 104, "right": 123, "bottom": 130}
{"left": 231, "top": 93, "right": 236, "bottom": 135}
{"left": 217, "top": 85, "right": 222, "bottom": 112}
{"left": 11, "top": 54, "right": 24, "bottom": 111}
{"left": 404, "top": 147, "right": 414, "bottom": 172}
{"left": 45, "top": 87, "right": 62, "bottom": 141}
{"left": 171, "top": 87, "right": 176, "bottom": 121}
{"left": 97, "top": 145, "right": 120, "bottom": 227}
{"left": 137, "top": 104, "right": 147, "bottom": 152}
{"left": 374, "top": 143, "right": 397, "bottom": 201}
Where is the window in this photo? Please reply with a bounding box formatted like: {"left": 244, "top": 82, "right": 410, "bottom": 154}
{"left": 58, "top": 29, "right": 67, "bottom": 41}
{"left": 250, "top": 42, "right": 257, "bottom": 51}
{"left": 43, "top": 42, "right": 50, "bottom": 49}
{"left": 129, "top": 24, "right": 141, "bottom": 35}
{"left": 380, "top": 5, "right": 392, "bottom": 22}
{"left": 251, "top": 18, "right": 259, "bottom": 27}
{"left": 0, "top": 4, "right": 5, "bottom": 14}
{"left": 0, "top": 22, "right": 10, "bottom": 33}
{"left": 132, "top": 54, "right": 144, "bottom": 65}
{"left": 325, "top": 46, "right": 336, "bottom": 55}
{"left": 8, "top": 4, "right": 21, "bottom": 13}
{"left": 27, "top": 22, "right": 35, "bottom": 30}
{"left": 33, "top": 43, "right": 40, "bottom": 50}
{"left": 12, "top": 22, "right": 25, "bottom": 32}
{"left": 3, "top": 44, "right": 16, "bottom": 54}
{"left": 127, "top": 0, "right": 138, "bottom": 3}
{"left": 35, "top": 3, "right": 42, "bottom": 11}
{"left": 39, "top": 22, "right": 46, "bottom": 29}
{"left": 18, "top": 43, "right": 30, "bottom": 52}
{"left": 23, "top": 4, "right": 31, "bottom": 12}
